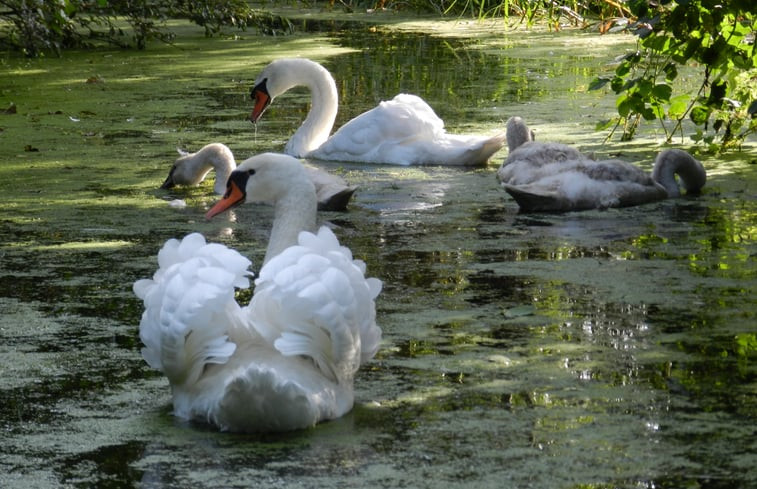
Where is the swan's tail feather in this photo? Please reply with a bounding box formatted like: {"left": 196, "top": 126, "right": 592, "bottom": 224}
{"left": 317, "top": 186, "right": 357, "bottom": 212}
{"left": 213, "top": 365, "right": 324, "bottom": 432}
{"left": 135, "top": 233, "right": 253, "bottom": 386}
{"left": 249, "top": 226, "right": 382, "bottom": 382}
{"left": 439, "top": 132, "right": 506, "bottom": 166}
{"left": 480, "top": 133, "right": 508, "bottom": 160}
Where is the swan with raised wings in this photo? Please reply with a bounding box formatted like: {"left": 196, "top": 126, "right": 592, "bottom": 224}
{"left": 497, "top": 117, "right": 706, "bottom": 212}
{"left": 134, "top": 153, "right": 382, "bottom": 432}
{"left": 160, "top": 142, "right": 357, "bottom": 211}
{"left": 249, "top": 58, "right": 506, "bottom": 166}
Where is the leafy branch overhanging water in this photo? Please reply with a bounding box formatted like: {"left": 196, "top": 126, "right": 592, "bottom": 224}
{"left": 589, "top": 1, "right": 757, "bottom": 153}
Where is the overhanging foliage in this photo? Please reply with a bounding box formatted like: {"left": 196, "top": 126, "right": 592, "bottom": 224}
{"left": 590, "top": 0, "right": 757, "bottom": 152}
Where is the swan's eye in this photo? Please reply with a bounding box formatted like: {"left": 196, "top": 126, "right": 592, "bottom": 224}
{"left": 247, "top": 169, "right": 256, "bottom": 176}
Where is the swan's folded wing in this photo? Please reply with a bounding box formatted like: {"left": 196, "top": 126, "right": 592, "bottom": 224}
{"left": 249, "top": 227, "right": 382, "bottom": 382}
{"left": 310, "top": 94, "right": 444, "bottom": 164}
{"left": 135, "top": 233, "right": 253, "bottom": 386}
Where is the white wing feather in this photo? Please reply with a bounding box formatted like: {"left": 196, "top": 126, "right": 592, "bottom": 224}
{"left": 134, "top": 233, "right": 253, "bottom": 386}
{"left": 249, "top": 227, "right": 381, "bottom": 382}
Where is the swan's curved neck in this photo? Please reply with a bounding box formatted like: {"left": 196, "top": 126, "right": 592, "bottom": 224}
{"left": 280, "top": 61, "right": 339, "bottom": 157}
{"left": 651, "top": 149, "right": 706, "bottom": 197}
{"left": 264, "top": 181, "right": 318, "bottom": 264}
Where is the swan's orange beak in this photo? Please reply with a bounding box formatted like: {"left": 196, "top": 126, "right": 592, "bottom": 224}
{"left": 206, "top": 179, "right": 246, "bottom": 219}
{"left": 249, "top": 80, "right": 270, "bottom": 124}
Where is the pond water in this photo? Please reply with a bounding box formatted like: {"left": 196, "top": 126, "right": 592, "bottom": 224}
{"left": 1, "top": 11, "right": 756, "bottom": 489}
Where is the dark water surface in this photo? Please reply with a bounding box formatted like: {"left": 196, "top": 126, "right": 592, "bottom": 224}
{"left": 1, "top": 13, "right": 755, "bottom": 489}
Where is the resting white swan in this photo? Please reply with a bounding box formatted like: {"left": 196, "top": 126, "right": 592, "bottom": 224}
{"left": 134, "top": 153, "right": 382, "bottom": 432}
{"left": 160, "top": 143, "right": 357, "bottom": 211}
{"left": 497, "top": 117, "right": 707, "bottom": 212}
{"left": 249, "top": 58, "right": 506, "bottom": 166}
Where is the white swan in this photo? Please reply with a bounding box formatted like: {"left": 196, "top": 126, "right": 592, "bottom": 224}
{"left": 160, "top": 142, "right": 358, "bottom": 211}
{"left": 497, "top": 117, "right": 707, "bottom": 212}
{"left": 249, "top": 58, "right": 506, "bottom": 166}
{"left": 134, "top": 153, "right": 382, "bottom": 432}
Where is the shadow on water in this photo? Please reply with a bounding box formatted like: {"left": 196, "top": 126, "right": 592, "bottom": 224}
{"left": 0, "top": 13, "right": 756, "bottom": 489}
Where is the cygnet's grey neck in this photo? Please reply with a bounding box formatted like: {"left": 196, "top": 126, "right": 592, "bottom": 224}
{"left": 184, "top": 144, "right": 235, "bottom": 194}
{"left": 651, "top": 149, "right": 706, "bottom": 197}
{"left": 206, "top": 145, "right": 235, "bottom": 194}
{"left": 506, "top": 116, "right": 535, "bottom": 152}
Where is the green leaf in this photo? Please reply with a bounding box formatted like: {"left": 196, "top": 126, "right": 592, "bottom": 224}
{"left": 637, "top": 79, "right": 654, "bottom": 96}
{"left": 616, "top": 61, "right": 632, "bottom": 77}
{"left": 610, "top": 76, "right": 626, "bottom": 93}
{"left": 628, "top": 92, "right": 646, "bottom": 113}
{"left": 617, "top": 94, "right": 632, "bottom": 117}
{"left": 64, "top": 1, "right": 79, "bottom": 16}
{"left": 663, "top": 62, "right": 678, "bottom": 82}
{"left": 668, "top": 94, "right": 691, "bottom": 119}
{"left": 690, "top": 106, "right": 710, "bottom": 125}
{"left": 642, "top": 34, "right": 670, "bottom": 53}
{"left": 731, "top": 54, "right": 754, "bottom": 71}
{"left": 588, "top": 77, "right": 611, "bottom": 91}
{"left": 677, "top": 37, "right": 702, "bottom": 64}
{"left": 641, "top": 105, "right": 657, "bottom": 121}
{"left": 651, "top": 102, "right": 665, "bottom": 120}
{"left": 652, "top": 83, "right": 673, "bottom": 102}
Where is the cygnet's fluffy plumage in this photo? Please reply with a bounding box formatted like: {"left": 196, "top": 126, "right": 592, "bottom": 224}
{"left": 249, "top": 58, "right": 505, "bottom": 166}
{"left": 135, "top": 153, "right": 381, "bottom": 432}
{"left": 497, "top": 117, "right": 706, "bottom": 212}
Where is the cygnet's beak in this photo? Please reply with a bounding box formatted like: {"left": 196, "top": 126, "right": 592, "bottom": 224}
{"left": 160, "top": 167, "right": 176, "bottom": 189}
